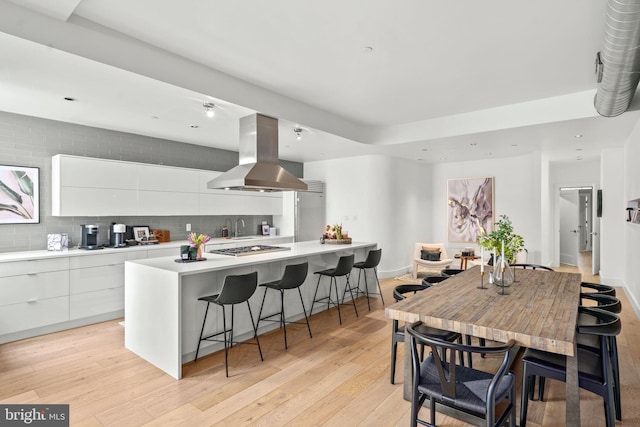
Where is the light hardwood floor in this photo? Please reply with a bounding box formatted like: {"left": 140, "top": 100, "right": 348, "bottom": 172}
{"left": 1, "top": 267, "right": 638, "bottom": 426}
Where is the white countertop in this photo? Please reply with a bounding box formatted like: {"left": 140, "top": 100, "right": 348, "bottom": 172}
{"left": 0, "top": 235, "right": 293, "bottom": 263}
{"left": 125, "top": 241, "right": 376, "bottom": 276}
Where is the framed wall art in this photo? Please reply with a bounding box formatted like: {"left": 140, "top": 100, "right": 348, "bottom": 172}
{"left": 0, "top": 165, "right": 39, "bottom": 224}
{"left": 447, "top": 176, "right": 494, "bottom": 243}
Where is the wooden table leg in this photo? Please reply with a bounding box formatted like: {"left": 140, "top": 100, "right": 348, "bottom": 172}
{"left": 565, "top": 339, "right": 581, "bottom": 426}
{"left": 403, "top": 324, "right": 412, "bottom": 400}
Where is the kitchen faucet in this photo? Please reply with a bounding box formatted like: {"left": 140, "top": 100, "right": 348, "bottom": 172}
{"left": 235, "top": 218, "right": 245, "bottom": 238}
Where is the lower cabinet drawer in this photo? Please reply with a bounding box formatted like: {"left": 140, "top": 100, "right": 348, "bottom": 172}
{"left": 0, "top": 297, "right": 69, "bottom": 335}
{"left": 0, "top": 271, "right": 69, "bottom": 306}
{"left": 70, "top": 287, "right": 124, "bottom": 320}
{"left": 70, "top": 264, "right": 123, "bottom": 294}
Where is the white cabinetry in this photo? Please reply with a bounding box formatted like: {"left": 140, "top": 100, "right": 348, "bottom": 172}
{"left": 69, "top": 252, "right": 146, "bottom": 320}
{"left": 52, "top": 155, "right": 283, "bottom": 216}
{"left": 0, "top": 258, "right": 69, "bottom": 336}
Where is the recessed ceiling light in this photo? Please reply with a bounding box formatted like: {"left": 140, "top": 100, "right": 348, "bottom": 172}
{"left": 203, "top": 102, "right": 215, "bottom": 118}
{"left": 576, "top": 148, "right": 583, "bottom": 151}
{"left": 362, "top": 46, "right": 374, "bottom": 53}
{"left": 574, "top": 134, "right": 583, "bottom": 138}
{"left": 470, "top": 143, "right": 478, "bottom": 147}
{"left": 486, "top": 152, "right": 493, "bottom": 156}
{"left": 151, "top": 115, "right": 159, "bottom": 120}
{"left": 422, "top": 148, "right": 428, "bottom": 152}
{"left": 577, "top": 156, "right": 583, "bottom": 160}
{"left": 511, "top": 144, "right": 518, "bottom": 147}
{"left": 190, "top": 125, "right": 199, "bottom": 129}
{"left": 63, "top": 97, "right": 77, "bottom": 102}
{"left": 417, "top": 158, "right": 423, "bottom": 161}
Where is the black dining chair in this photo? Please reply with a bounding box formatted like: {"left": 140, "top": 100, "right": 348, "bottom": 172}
{"left": 407, "top": 323, "right": 517, "bottom": 427}
{"left": 195, "top": 271, "right": 263, "bottom": 377}
{"left": 577, "top": 293, "right": 623, "bottom": 421}
{"left": 256, "top": 262, "right": 312, "bottom": 350}
{"left": 353, "top": 248, "right": 384, "bottom": 311}
{"left": 520, "top": 307, "right": 621, "bottom": 427}
{"left": 390, "top": 284, "right": 462, "bottom": 384}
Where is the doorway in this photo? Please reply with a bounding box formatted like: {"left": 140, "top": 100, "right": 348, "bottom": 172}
{"left": 557, "top": 186, "right": 599, "bottom": 278}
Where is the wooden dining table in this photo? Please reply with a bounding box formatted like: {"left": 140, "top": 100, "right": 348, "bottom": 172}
{"left": 385, "top": 265, "right": 583, "bottom": 427}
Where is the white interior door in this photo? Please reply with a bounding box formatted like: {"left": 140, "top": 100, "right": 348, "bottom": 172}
{"left": 559, "top": 190, "right": 579, "bottom": 266}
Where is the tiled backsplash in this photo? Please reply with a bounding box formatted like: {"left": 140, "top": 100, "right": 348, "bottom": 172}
{"left": 0, "top": 111, "right": 302, "bottom": 253}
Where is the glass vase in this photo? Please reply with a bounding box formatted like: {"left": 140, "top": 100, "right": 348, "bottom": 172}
{"left": 197, "top": 244, "right": 203, "bottom": 260}
{"left": 493, "top": 255, "right": 514, "bottom": 294}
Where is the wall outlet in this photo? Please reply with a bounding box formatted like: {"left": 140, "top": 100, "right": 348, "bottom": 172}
{"left": 186, "top": 223, "right": 191, "bottom": 232}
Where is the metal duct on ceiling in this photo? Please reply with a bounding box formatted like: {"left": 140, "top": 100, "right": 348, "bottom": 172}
{"left": 595, "top": 0, "right": 640, "bottom": 117}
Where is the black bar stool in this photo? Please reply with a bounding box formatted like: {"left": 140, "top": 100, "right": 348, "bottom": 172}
{"left": 353, "top": 248, "right": 384, "bottom": 311}
{"left": 310, "top": 254, "right": 357, "bottom": 325}
{"left": 257, "top": 262, "right": 312, "bottom": 349}
{"left": 194, "top": 271, "right": 263, "bottom": 377}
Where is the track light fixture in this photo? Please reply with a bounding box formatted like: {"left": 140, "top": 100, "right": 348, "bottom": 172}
{"left": 293, "top": 127, "right": 303, "bottom": 140}
{"left": 203, "top": 102, "right": 215, "bottom": 118}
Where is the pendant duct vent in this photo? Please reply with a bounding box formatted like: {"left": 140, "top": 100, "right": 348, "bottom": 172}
{"left": 594, "top": 0, "right": 640, "bottom": 117}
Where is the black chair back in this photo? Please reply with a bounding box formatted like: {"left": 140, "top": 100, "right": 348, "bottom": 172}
{"left": 578, "top": 306, "right": 621, "bottom": 337}
{"left": 511, "top": 264, "right": 554, "bottom": 271}
{"left": 216, "top": 271, "right": 258, "bottom": 304}
{"left": 581, "top": 282, "right": 616, "bottom": 297}
{"left": 333, "top": 254, "right": 355, "bottom": 276}
{"left": 441, "top": 268, "right": 464, "bottom": 277}
{"left": 278, "top": 262, "right": 309, "bottom": 290}
{"left": 393, "top": 284, "right": 429, "bottom": 302}
{"left": 422, "top": 275, "right": 448, "bottom": 285}
{"left": 580, "top": 293, "right": 621, "bottom": 313}
{"left": 362, "top": 248, "right": 382, "bottom": 268}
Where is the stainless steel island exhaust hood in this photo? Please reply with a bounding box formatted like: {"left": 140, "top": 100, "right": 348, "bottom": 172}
{"left": 207, "top": 113, "right": 308, "bottom": 192}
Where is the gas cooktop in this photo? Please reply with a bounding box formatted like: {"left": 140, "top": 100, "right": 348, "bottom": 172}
{"left": 209, "top": 245, "right": 290, "bottom": 257}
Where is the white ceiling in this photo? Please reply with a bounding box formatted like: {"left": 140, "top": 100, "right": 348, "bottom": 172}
{"left": 1, "top": 0, "right": 639, "bottom": 164}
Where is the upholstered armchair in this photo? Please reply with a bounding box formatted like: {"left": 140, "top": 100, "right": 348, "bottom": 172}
{"left": 412, "top": 243, "right": 453, "bottom": 279}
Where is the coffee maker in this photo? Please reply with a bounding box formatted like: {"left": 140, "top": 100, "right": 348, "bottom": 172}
{"left": 80, "top": 225, "right": 101, "bottom": 250}
{"left": 109, "top": 223, "right": 127, "bottom": 247}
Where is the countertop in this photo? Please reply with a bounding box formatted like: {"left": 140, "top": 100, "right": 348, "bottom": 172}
{"left": 0, "top": 235, "right": 293, "bottom": 263}
{"left": 125, "top": 240, "right": 377, "bottom": 276}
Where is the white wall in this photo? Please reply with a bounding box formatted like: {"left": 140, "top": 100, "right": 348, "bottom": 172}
{"left": 304, "top": 155, "right": 432, "bottom": 276}
{"left": 600, "top": 148, "right": 626, "bottom": 285}
{"left": 624, "top": 121, "right": 640, "bottom": 317}
{"left": 430, "top": 153, "right": 543, "bottom": 262}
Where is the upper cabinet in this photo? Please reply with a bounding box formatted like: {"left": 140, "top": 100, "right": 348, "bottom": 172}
{"left": 52, "top": 155, "right": 283, "bottom": 217}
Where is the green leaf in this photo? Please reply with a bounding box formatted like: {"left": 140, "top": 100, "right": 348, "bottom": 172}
{"left": 11, "top": 171, "right": 34, "bottom": 197}
{"left": 0, "top": 179, "right": 23, "bottom": 204}
{"left": 0, "top": 203, "right": 26, "bottom": 218}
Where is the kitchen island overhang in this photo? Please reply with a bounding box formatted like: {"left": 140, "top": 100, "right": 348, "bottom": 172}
{"left": 124, "top": 241, "right": 377, "bottom": 379}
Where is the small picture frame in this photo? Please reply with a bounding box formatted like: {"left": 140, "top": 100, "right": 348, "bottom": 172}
{"left": 133, "top": 226, "right": 151, "bottom": 242}
{"left": 262, "top": 224, "right": 270, "bottom": 236}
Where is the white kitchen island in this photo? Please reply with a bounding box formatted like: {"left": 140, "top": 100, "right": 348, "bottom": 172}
{"left": 124, "top": 240, "right": 377, "bottom": 379}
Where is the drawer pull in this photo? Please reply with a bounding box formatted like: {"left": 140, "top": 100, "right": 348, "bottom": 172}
{"left": 27, "top": 298, "right": 38, "bottom": 303}
{"left": 27, "top": 272, "right": 38, "bottom": 276}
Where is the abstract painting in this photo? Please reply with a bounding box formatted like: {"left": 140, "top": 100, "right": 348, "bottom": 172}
{"left": 447, "top": 176, "right": 493, "bottom": 242}
{"left": 0, "top": 165, "right": 39, "bottom": 224}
